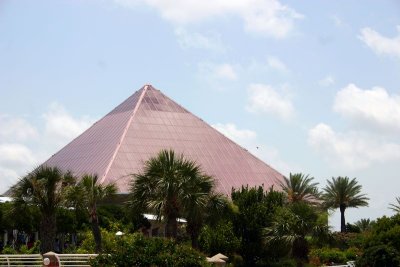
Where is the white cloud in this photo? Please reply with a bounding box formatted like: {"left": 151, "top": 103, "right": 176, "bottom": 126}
{"left": 318, "top": 75, "right": 335, "bottom": 87}
{"left": 0, "top": 115, "right": 38, "bottom": 141}
{"left": 359, "top": 25, "right": 400, "bottom": 59}
{"left": 43, "top": 102, "right": 94, "bottom": 147}
{"left": 174, "top": 28, "right": 226, "bottom": 52}
{"left": 214, "top": 63, "right": 238, "bottom": 80}
{"left": 308, "top": 123, "right": 400, "bottom": 170}
{"left": 115, "top": 0, "right": 303, "bottom": 38}
{"left": 333, "top": 84, "right": 400, "bottom": 134}
{"left": 198, "top": 62, "right": 239, "bottom": 89}
{"left": 267, "top": 56, "right": 288, "bottom": 73}
{"left": 246, "top": 83, "right": 294, "bottom": 120}
{"left": 212, "top": 122, "right": 291, "bottom": 174}
{"left": 213, "top": 123, "right": 257, "bottom": 142}
{"left": 0, "top": 103, "right": 95, "bottom": 193}
{"left": 0, "top": 143, "right": 37, "bottom": 169}
{"left": 0, "top": 167, "right": 20, "bottom": 195}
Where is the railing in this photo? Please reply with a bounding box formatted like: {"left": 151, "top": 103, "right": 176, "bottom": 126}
{"left": 324, "top": 261, "right": 355, "bottom": 267}
{"left": 0, "top": 254, "right": 43, "bottom": 266}
{"left": 56, "top": 254, "right": 98, "bottom": 267}
{"left": 43, "top": 253, "right": 98, "bottom": 267}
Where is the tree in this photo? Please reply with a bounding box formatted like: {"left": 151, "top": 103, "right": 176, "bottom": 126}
{"left": 280, "top": 173, "right": 320, "bottom": 204}
{"left": 354, "top": 218, "right": 375, "bottom": 232}
{"left": 73, "top": 174, "right": 117, "bottom": 253}
{"left": 389, "top": 197, "right": 400, "bottom": 213}
{"left": 264, "top": 202, "right": 331, "bottom": 267}
{"left": 11, "top": 166, "right": 76, "bottom": 253}
{"left": 323, "top": 176, "right": 369, "bottom": 233}
{"left": 231, "top": 186, "right": 285, "bottom": 266}
{"left": 184, "top": 191, "right": 227, "bottom": 248}
{"left": 129, "top": 149, "right": 215, "bottom": 240}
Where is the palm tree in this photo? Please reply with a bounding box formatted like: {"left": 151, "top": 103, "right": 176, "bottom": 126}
{"left": 11, "top": 166, "right": 76, "bottom": 253}
{"left": 264, "top": 203, "right": 330, "bottom": 267}
{"left": 184, "top": 191, "right": 227, "bottom": 248}
{"left": 280, "top": 173, "right": 320, "bottom": 204}
{"left": 73, "top": 174, "right": 117, "bottom": 253}
{"left": 129, "top": 149, "right": 215, "bottom": 240}
{"left": 354, "top": 218, "right": 374, "bottom": 232}
{"left": 323, "top": 176, "right": 369, "bottom": 233}
{"left": 389, "top": 197, "right": 400, "bottom": 213}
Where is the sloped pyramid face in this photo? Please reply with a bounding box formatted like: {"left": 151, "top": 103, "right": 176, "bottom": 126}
{"left": 43, "top": 85, "right": 284, "bottom": 195}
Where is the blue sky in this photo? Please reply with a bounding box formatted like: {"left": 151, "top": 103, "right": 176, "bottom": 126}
{"left": 1, "top": 0, "right": 400, "bottom": 229}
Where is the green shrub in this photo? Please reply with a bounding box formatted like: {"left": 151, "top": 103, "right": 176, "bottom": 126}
{"left": 90, "top": 233, "right": 209, "bottom": 267}
{"left": 1, "top": 246, "right": 17, "bottom": 254}
{"left": 309, "top": 248, "right": 347, "bottom": 265}
{"left": 77, "top": 228, "right": 131, "bottom": 253}
{"left": 356, "top": 244, "right": 400, "bottom": 267}
{"left": 198, "top": 221, "right": 240, "bottom": 256}
{"left": 19, "top": 240, "right": 41, "bottom": 254}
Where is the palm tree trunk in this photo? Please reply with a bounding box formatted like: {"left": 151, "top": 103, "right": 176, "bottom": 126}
{"left": 187, "top": 221, "right": 201, "bottom": 248}
{"left": 91, "top": 214, "right": 102, "bottom": 253}
{"left": 165, "top": 215, "right": 177, "bottom": 238}
{"left": 340, "top": 204, "right": 346, "bottom": 233}
{"left": 40, "top": 213, "right": 56, "bottom": 253}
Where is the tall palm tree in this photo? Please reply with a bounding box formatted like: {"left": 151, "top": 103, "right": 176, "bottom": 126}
{"left": 280, "top": 173, "right": 320, "bottom": 204}
{"left": 74, "top": 174, "right": 117, "bottom": 253}
{"left": 129, "top": 149, "right": 215, "bottom": 240}
{"left": 11, "top": 166, "right": 76, "bottom": 253}
{"left": 389, "top": 197, "right": 400, "bottom": 213}
{"left": 323, "top": 176, "right": 369, "bottom": 233}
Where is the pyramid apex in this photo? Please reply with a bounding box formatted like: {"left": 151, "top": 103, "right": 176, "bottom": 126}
{"left": 37, "top": 84, "right": 284, "bottom": 195}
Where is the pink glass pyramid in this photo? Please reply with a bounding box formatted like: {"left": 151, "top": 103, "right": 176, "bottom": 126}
{"left": 43, "top": 85, "right": 284, "bottom": 195}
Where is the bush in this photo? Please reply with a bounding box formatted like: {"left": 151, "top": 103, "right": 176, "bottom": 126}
{"left": 90, "top": 233, "right": 209, "bottom": 267}
{"left": 77, "top": 228, "right": 127, "bottom": 253}
{"left": 198, "top": 221, "right": 240, "bottom": 256}
{"left": 2, "top": 246, "right": 17, "bottom": 254}
{"left": 19, "top": 240, "right": 41, "bottom": 254}
{"left": 309, "top": 248, "right": 347, "bottom": 266}
{"left": 356, "top": 245, "right": 400, "bottom": 267}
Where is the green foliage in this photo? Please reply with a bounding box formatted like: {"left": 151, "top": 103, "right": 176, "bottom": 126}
{"left": 331, "top": 232, "right": 366, "bottom": 250}
{"left": 231, "top": 186, "right": 285, "bottom": 265}
{"left": 129, "top": 149, "right": 216, "bottom": 243}
{"left": 1, "top": 240, "right": 41, "bottom": 254}
{"left": 19, "top": 240, "right": 41, "bottom": 254}
{"left": 356, "top": 245, "right": 400, "bottom": 267}
{"left": 346, "top": 223, "right": 361, "bottom": 233}
{"left": 309, "top": 247, "right": 358, "bottom": 266}
{"left": 264, "top": 202, "right": 331, "bottom": 265}
{"left": 354, "top": 218, "right": 375, "bottom": 232}
{"left": 389, "top": 197, "right": 400, "bottom": 213}
{"left": 56, "top": 207, "right": 77, "bottom": 233}
{"left": 355, "top": 214, "right": 400, "bottom": 267}
{"left": 280, "top": 173, "right": 320, "bottom": 204}
{"left": 322, "top": 176, "right": 369, "bottom": 233}
{"left": 77, "top": 229, "right": 122, "bottom": 253}
{"left": 1, "top": 246, "right": 17, "bottom": 254}
{"left": 198, "top": 221, "right": 240, "bottom": 256}
{"left": 90, "top": 233, "right": 209, "bottom": 267}
{"left": 10, "top": 166, "right": 77, "bottom": 253}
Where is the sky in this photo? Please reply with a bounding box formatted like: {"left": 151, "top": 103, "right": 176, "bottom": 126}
{"left": 0, "top": 0, "right": 400, "bottom": 229}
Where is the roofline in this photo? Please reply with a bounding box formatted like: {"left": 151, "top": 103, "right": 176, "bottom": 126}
{"left": 100, "top": 85, "right": 149, "bottom": 184}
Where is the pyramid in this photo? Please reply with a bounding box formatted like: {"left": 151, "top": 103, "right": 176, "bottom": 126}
{"left": 42, "top": 85, "right": 284, "bottom": 195}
